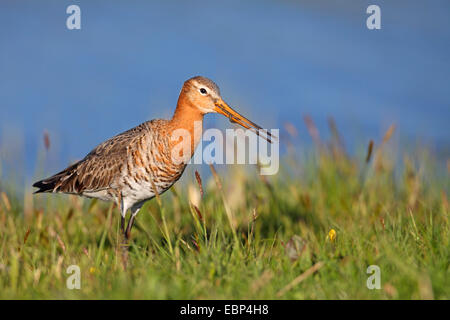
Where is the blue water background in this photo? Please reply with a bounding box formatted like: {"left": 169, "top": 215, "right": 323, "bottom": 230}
{"left": 0, "top": 0, "right": 449, "bottom": 182}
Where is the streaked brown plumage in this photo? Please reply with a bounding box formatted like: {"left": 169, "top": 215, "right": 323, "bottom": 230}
{"left": 33, "top": 76, "right": 272, "bottom": 242}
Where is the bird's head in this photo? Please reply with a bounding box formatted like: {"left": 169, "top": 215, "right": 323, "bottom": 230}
{"left": 179, "top": 76, "right": 273, "bottom": 143}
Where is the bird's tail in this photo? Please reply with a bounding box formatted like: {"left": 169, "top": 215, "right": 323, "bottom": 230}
{"left": 32, "top": 162, "right": 79, "bottom": 194}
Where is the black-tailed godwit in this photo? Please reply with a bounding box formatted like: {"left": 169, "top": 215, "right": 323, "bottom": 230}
{"left": 33, "top": 76, "right": 272, "bottom": 243}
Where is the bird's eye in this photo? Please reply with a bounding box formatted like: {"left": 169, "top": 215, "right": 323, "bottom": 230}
{"left": 199, "top": 88, "right": 207, "bottom": 95}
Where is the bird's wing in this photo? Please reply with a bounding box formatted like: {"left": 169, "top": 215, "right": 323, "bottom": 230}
{"left": 33, "top": 121, "right": 151, "bottom": 194}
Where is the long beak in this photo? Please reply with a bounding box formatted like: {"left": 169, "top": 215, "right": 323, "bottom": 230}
{"left": 214, "top": 99, "right": 275, "bottom": 144}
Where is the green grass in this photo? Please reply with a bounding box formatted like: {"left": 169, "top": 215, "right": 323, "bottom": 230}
{"left": 0, "top": 126, "right": 448, "bottom": 299}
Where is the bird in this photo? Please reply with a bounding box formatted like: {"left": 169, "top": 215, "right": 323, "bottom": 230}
{"left": 33, "top": 76, "right": 273, "bottom": 244}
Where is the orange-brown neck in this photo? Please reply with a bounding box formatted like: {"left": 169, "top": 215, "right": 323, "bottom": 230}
{"left": 169, "top": 92, "right": 205, "bottom": 158}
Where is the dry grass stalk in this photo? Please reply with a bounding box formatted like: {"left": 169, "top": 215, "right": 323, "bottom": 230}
{"left": 284, "top": 122, "right": 298, "bottom": 139}
{"left": 382, "top": 124, "right": 396, "bottom": 144}
{"left": 303, "top": 115, "right": 320, "bottom": 145}
{"left": 250, "top": 208, "right": 257, "bottom": 237}
{"left": 380, "top": 217, "right": 385, "bottom": 230}
{"left": 191, "top": 237, "right": 200, "bottom": 252}
{"left": 43, "top": 130, "right": 50, "bottom": 151}
{"left": 56, "top": 234, "right": 66, "bottom": 253}
{"left": 209, "top": 164, "right": 222, "bottom": 191}
{"left": 191, "top": 203, "right": 203, "bottom": 222}
{"left": 194, "top": 170, "right": 203, "bottom": 198}
{"left": 276, "top": 261, "right": 324, "bottom": 297}
{"left": 23, "top": 189, "right": 34, "bottom": 222}
{"left": 179, "top": 238, "right": 193, "bottom": 252}
{"left": 366, "top": 140, "right": 374, "bottom": 163}
{"left": 375, "top": 124, "right": 396, "bottom": 171}
{"left": 33, "top": 269, "right": 41, "bottom": 286}
{"left": 408, "top": 176, "right": 420, "bottom": 210}
{"left": 1, "top": 192, "right": 11, "bottom": 211}
{"left": 328, "top": 116, "right": 347, "bottom": 157}
{"left": 247, "top": 208, "right": 258, "bottom": 247}
{"left": 23, "top": 228, "right": 31, "bottom": 245}
{"left": 55, "top": 256, "right": 64, "bottom": 279}
{"left": 65, "top": 208, "right": 74, "bottom": 222}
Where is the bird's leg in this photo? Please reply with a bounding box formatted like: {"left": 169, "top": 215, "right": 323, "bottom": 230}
{"left": 118, "top": 197, "right": 131, "bottom": 269}
{"left": 120, "top": 215, "right": 130, "bottom": 259}
{"left": 121, "top": 223, "right": 129, "bottom": 249}
{"left": 118, "top": 195, "right": 129, "bottom": 249}
{"left": 125, "top": 204, "right": 142, "bottom": 241}
{"left": 125, "top": 215, "right": 136, "bottom": 240}
{"left": 119, "top": 202, "right": 141, "bottom": 270}
{"left": 120, "top": 216, "right": 126, "bottom": 236}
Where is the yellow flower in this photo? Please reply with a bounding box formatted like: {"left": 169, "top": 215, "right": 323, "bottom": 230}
{"left": 89, "top": 267, "right": 96, "bottom": 274}
{"left": 328, "top": 229, "right": 337, "bottom": 242}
